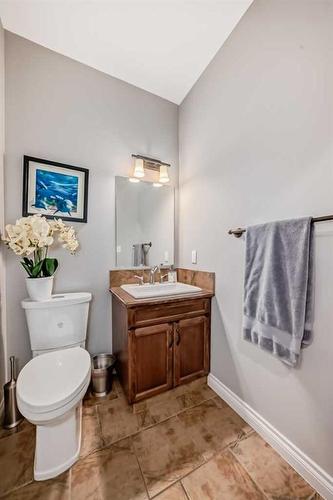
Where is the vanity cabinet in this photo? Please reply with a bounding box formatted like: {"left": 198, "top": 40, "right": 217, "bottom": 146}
{"left": 111, "top": 291, "right": 212, "bottom": 403}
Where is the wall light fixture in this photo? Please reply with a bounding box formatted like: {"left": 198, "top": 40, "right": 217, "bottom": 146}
{"left": 130, "top": 154, "right": 170, "bottom": 185}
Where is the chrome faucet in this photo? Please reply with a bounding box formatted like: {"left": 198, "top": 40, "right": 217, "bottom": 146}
{"left": 134, "top": 275, "right": 144, "bottom": 286}
{"left": 149, "top": 265, "right": 159, "bottom": 284}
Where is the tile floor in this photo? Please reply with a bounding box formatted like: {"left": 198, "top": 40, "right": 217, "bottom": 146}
{"left": 0, "top": 377, "right": 321, "bottom": 499}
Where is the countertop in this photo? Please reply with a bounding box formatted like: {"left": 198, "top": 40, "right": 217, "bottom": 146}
{"left": 110, "top": 285, "right": 214, "bottom": 307}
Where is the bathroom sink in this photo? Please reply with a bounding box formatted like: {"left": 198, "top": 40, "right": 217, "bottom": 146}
{"left": 121, "top": 282, "right": 202, "bottom": 299}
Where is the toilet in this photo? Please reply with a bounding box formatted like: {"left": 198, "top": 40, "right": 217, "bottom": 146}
{"left": 17, "top": 292, "right": 92, "bottom": 481}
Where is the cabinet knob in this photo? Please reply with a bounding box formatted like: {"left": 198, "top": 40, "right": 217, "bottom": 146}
{"left": 176, "top": 328, "right": 181, "bottom": 345}
{"left": 168, "top": 334, "right": 174, "bottom": 348}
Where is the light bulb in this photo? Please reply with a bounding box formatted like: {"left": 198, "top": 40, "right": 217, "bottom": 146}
{"left": 133, "top": 158, "right": 145, "bottom": 178}
{"left": 159, "top": 164, "right": 169, "bottom": 183}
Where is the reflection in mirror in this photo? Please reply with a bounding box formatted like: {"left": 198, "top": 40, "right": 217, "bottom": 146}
{"left": 115, "top": 176, "right": 174, "bottom": 268}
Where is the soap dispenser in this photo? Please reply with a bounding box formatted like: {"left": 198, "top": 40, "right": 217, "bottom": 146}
{"left": 168, "top": 265, "right": 177, "bottom": 283}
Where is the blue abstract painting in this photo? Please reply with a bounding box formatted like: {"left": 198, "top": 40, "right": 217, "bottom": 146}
{"left": 34, "top": 169, "right": 79, "bottom": 216}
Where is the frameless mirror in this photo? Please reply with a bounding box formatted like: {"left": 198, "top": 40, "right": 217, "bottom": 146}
{"left": 115, "top": 176, "right": 174, "bottom": 268}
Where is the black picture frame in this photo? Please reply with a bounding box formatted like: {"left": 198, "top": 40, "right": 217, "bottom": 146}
{"left": 22, "top": 156, "right": 89, "bottom": 223}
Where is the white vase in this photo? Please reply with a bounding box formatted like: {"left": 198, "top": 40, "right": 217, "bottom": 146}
{"left": 25, "top": 276, "right": 54, "bottom": 301}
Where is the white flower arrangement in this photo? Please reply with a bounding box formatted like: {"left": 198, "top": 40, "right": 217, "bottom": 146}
{"left": 3, "top": 214, "right": 79, "bottom": 278}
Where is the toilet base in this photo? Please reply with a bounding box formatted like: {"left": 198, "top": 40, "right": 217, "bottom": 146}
{"left": 34, "top": 403, "right": 82, "bottom": 481}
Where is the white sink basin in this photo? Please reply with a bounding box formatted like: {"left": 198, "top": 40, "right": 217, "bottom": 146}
{"left": 121, "top": 282, "right": 202, "bottom": 299}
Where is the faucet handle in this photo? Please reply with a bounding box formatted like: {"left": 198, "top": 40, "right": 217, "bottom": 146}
{"left": 134, "top": 275, "right": 145, "bottom": 286}
{"left": 160, "top": 273, "right": 169, "bottom": 283}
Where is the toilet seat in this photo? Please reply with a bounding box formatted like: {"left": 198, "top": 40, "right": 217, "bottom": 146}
{"left": 17, "top": 347, "right": 91, "bottom": 418}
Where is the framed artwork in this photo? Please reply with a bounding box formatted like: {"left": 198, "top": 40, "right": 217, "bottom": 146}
{"left": 22, "top": 156, "right": 89, "bottom": 223}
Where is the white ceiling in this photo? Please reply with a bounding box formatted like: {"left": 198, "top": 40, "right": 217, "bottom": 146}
{"left": 0, "top": 0, "right": 252, "bottom": 104}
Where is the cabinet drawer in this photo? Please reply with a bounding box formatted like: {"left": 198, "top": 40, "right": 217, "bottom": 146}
{"left": 128, "top": 298, "right": 210, "bottom": 328}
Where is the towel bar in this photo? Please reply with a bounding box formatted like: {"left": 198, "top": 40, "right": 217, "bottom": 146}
{"left": 228, "top": 214, "right": 333, "bottom": 238}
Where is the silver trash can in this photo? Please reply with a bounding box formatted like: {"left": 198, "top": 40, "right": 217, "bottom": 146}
{"left": 91, "top": 354, "right": 116, "bottom": 397}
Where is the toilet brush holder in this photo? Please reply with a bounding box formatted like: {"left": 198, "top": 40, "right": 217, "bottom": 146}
{"left": 3, "top": 356, "right": 23, "bottom": 429}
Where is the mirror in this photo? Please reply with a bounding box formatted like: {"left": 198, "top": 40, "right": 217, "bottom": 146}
{"left": 115, "top": 176, "right": 174, "bottom": 267}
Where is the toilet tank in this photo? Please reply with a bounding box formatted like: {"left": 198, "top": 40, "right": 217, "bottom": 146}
{"left": 22, "top": 292, "right": 92, "bottom": 357}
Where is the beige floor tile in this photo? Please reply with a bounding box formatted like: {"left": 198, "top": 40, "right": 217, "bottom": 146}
{"left": 71, "top": 438, "right": 148, "bottom": 500}
{"left": 0, "top": 425, "right": 35, "bottom": 496}
{"left": 135, "top": 379, "right": 216, "bottom": 425}
{"left": 177, "top": 398, "right": 248, "bottom": 461}
{"left": 154, "top": 482, "right": 188, "bottom": 500}
{"left": 210, "top": 394, "right": 229, "bottom": 408}
{"left": 113, "top": 376, "right": 124, "bottom": 394}
{"left": 115, "top": 376, "right": 214, "bottom": 419}
{"left": 1, "top": 471, "right": 70, "bottom": 499}
{"left": 0, "top": 419, "right": 33, "bottom": 440}
{"left": 182, "top": 449, "right": 265, "bottom": 500}
{"left": 180, "top": 376, "right": 208, "bottom": 390}
{"left": 213, "top": 397, "right": 254, "bottom": 434}
{"left": 131, "top": 386, "right": 184, "bottom": 423}
{"left": 148, "top": 398, "right": 183, "bottom": 425}
{"left": 176, "top": 380, "right": 216, "bottom": 410}
{"left": 132, "top": 399, "right": 148, "bottom": 414}
{"left": 98, "top": 397, "right": 153, "bottom": 445}
{"left": 232, "top": 433, "right": 314, "bottom": 499}
{"left": 0, "top": 379, "right": 321, "bottom": 500}
{"left": 83, "top": 385, "right": 118, "bottom": 408}
{"left": 138, "top": 384, "right": 186, "bottom": 409}
{"left": 80, "top": 405, "right": 104, "bottom": 458}
{"left": 113, "top": 377, "right": 129, "bottom": 403}
{"left": 133, "top": 415, "right": 204, "bottom": 497}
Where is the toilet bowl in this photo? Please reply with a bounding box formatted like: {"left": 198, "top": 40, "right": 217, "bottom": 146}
{"left": 17, "top": 347, "right": 91, "bottom": 480}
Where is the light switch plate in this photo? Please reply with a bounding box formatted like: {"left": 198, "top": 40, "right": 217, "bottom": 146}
{"left": 191, "top": 250, "right": 197, "bottom": 264}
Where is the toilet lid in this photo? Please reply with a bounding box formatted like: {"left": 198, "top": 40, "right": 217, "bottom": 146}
{"left": 22, "top": 292, "right": 92, "bottom": 309}
{"left": 17, "top": 347, "right": 91, "bottom": 414}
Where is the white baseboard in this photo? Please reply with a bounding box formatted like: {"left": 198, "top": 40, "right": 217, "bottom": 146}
{"left": 208, "top": 373, "right": 333, "bottom": 500}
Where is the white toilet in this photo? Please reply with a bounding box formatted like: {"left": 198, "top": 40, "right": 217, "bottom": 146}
{"left": 17, "top": 292, "right": 92, "bottom": 481}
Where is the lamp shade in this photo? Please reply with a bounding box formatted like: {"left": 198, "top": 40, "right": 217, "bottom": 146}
{"left": 134, "top": 158, "right": 145, "bottom": 178}
{"left": 159, "top": 164, "right": 169, "bottom": 183}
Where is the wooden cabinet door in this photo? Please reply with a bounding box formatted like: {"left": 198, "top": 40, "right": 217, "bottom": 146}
{"left": 174, "top": 316, "right": 210, "bottom": 386}
{"left": 130, "top": 322, "right": 173, "bottom": 402}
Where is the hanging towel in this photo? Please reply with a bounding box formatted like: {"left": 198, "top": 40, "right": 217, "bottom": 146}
{"left": 243, "top": 217, "right": 314, "bottom": 367}
{"left": 132, "top": 244, "right": 144, "bottom": 267}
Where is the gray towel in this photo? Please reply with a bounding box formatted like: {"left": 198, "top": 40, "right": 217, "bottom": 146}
{"left": 243, "top": 217, "right": 314, "bottom": 367}
{"left": 133, "top": 244, "right": 144, "bottom": 267}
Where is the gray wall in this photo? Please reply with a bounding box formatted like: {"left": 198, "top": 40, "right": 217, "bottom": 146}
{"left": 179, "top": 0, "right": 333, "bottom": 477}
{"left": 0, "top": 18, "right": 6, "bottom": 406}
{"left": 5, "top": 32, "right": 178, "bottom": 368}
